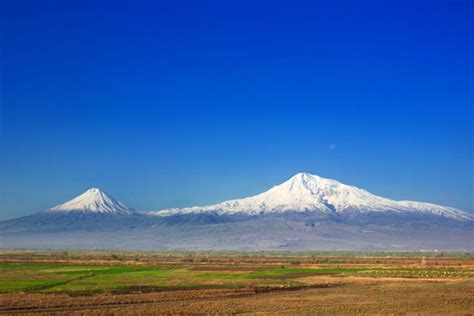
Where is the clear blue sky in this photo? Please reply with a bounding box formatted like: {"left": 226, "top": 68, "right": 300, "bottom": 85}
{"left": 1, "top": 0, "right": 472, "bottom": 220}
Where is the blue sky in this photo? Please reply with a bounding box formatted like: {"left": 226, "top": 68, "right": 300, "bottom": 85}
{"left": 1, "top": 0, "right": 472, "bottom": 219}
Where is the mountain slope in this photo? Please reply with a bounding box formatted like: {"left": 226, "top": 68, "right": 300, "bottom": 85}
{"left": 48, "top": 188, "right": 133, "bottom": 215}
{"left": 1, "top": 175, "right": 472, "bottom": 251}
{"left": 152, "top": 173, "right": 472, "bottom": 221}
{"left": 0, "top": 188, "right": 142, "bottom": 232}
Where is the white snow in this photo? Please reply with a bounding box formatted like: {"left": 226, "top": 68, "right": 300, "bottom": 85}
{"left": 152, "top": 172, "right": 472, "bottom": 221}
{"left": 48, "top": 188, "right": 133, "bottom": 215}
{"left": 2, "top": 174, "right": 472, "bottom": 251}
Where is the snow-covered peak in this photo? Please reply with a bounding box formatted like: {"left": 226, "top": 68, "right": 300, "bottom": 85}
{"left": 48, "top": 188, "right": 133, "bottom": 215}
{"left": 153, "top": 172, "right": 472, "bottom": 221}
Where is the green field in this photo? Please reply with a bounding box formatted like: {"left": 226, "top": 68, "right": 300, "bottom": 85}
{"left": 1, "top": 262, "right": 472, "bottom": 294}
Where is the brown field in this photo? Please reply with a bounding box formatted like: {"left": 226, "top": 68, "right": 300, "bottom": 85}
{"left": 0, "top": 250, "right": 473, "bottom": 315}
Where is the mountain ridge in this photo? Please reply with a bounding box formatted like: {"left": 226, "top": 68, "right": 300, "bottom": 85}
{"left": 151, "top": 172, "right": 472, "bottom": 221}
{"left": 1, "top": 173, "right": 472, "bottom": 251}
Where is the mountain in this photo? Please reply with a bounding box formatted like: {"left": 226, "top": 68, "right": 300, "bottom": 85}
{"left": 0, "top": 188, "right": 144, "bottom": 232}
{"left": 48, "top": 188, "right": 133, "bottom": 215}
{"left": 152, "top": 173, "right": 472, "bottom": 222}
{"left": 1, "top": 174, "right": 473, "bottom": 251}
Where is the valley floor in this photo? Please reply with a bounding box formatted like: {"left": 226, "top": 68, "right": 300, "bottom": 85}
{"left": 0, "top": 251, "right": 473, "bottom": 315}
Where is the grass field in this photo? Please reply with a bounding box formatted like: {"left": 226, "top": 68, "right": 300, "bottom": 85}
{"left": 0, "top": 250, "right": 473, "bottom": 314}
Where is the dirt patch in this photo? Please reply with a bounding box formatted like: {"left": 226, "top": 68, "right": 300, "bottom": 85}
{"left": 1, "top": 251, "right": 473, "bottom": 314}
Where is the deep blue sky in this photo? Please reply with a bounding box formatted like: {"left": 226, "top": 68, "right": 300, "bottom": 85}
{"left": 1, "top": 0, "right": 473, "bottom": 220}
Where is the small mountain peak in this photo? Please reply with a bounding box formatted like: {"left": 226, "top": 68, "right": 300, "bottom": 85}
{"left": 86, "top": 187, "right": 101, "bottom": 193}
{"left": 48, "top": 188, "right": 132, "bottom": 214}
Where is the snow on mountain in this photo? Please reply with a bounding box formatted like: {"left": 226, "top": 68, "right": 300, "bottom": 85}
{"left": 48, "top": 188, "right": 133, "bottom": 215}
{"left": 152, "top": 173, "right": 472, "bottom": 221}
{"left": 0, "top": 188, "right": 140, "bottom": 234}
{"left": 1, "top": 175, "right": 472, "bottom": 251}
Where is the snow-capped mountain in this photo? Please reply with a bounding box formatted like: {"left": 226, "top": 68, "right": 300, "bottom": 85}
{"left": 152, "top": 173, "right": 472, "bottom": 221}
{"left": 48, "top": 188, "right": 133, "bottom": 215}
{"left": 1, "top": 174, "right": 472, "bottom": 251}
{"left": 0, "top": 188, "right": 140, "bottom": 233}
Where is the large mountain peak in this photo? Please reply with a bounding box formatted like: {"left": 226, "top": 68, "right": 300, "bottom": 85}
{"left": 48, "top": 188, "right": 132, "bottom": 215}
{"left": 155, "top": 172, "right": 472, "bottom": 221}
{"left": 284, "top": 172, "right": 347, "bottom": 192}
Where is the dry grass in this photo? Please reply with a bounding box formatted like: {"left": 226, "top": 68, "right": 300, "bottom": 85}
{"left": 0, "top": 250, "right": 473, "bottom": 315}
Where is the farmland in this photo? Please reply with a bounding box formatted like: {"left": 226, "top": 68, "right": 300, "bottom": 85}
{"left": 0, "top": 250, "right": 473, "bottom": 314}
